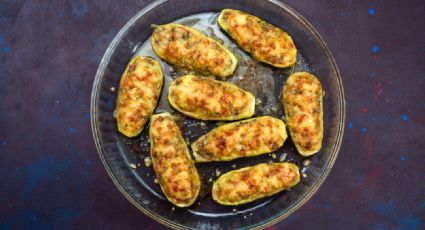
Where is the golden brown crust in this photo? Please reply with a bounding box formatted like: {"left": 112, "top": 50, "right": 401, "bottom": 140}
{"left": 283, "top": 72, "right": 323, "bottom": 156}
{"left": 149, "top": 113, "right": 200, "bottom": 207}
{"left": 151, "top": 23, "right": 237, "bottom": 78}
{"left": 218, "top": 9, "right": 297, "bottom": 68}
{"left": 212, "top": 163, "right": 300, "bottom": 205}
{"left": 116, "top": 56, "right": 163, "bottom": 137}
{"left": 192, "top": 116, "right": 287, "bottom": 162}
{"left": 168, "top": 75, "right": 255, "bottom": 120}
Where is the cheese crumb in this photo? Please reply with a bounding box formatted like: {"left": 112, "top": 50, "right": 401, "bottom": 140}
{"left": 271, "top": 153, "right": 277, "bottom": 159}
{"left": 110, "top": 87, "right": 115, "bottom": 92}
{"left": 279, "top": 153, "right": 287, "bottom": 162}
{"left": 171, "top": 207, "right": 175, "bottom": 211}
{"left": 129, "top": 163, "right": 137, "bottom": 169}
{"left": 302, "top": 173, "right": 307, "bottom": 178}
{"left": 208, "top": 178, "right": 213, "bottom": 183}
{"left": 303, "top": 159, "right": 311, "bottom": 167}
{"left": 154, "top": 178, "right": 159, "bottom": 184}
{"left": 232, "top": 208, "right": 237, "bottom": 212}
{"left": 215, "top": 169, "right": 221, "bottom": 177}
{"left": 231, "top": 164, "right": 236, "bottom": 168}
{"left": 256, "top": 98, "right": 262, "bottom": 105}
{"left": 144, "top": 157, "right": 152, "bottom": 167}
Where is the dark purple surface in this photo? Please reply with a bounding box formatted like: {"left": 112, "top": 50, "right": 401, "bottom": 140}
{"left": 0, "top": 0, "right": 424, "bottom": 229}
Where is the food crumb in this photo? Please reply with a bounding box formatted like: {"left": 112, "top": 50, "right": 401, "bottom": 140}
{"left": 216, "top": 121, "right": 226, "bottom": 127}
{"left": 200, "top": 121, "right": 207, "bottom": 127}
{"left": 129, "top": 163, "right": 137, "bottom": 169}
{"left": 208, "top": 178, "right": 213, "bottom": 183}
{"left": 303, "top": 159, "right": 311, "bottom": 167}
{"left": 250, "top": 213, "right": 253, "bottom": 216}
{"left": 256, "top": 98, "right": 262, "bottom": 105}
{"left": 147, "top": 173, "right": 150, "bottom": 176}
{"left": 279, "top": 153, "right": 287, "bottom": 162}
{"left": 244, "top": 215, "right": 247, "bottom": 219}
{"left": 137, "top": 163, "right": 141, "bottom": 167}
{"left": 301, "top": 167, "right": 307, "bottom": 174}
{"left": 154, "top": 178, "right": 159, "bottom": 184}
{"left": 232, "top": 208, "right": 237, "bottom": 212}
{"left": 231, "top": 164, "right": 236, "bottom": 168}
{"left": 302, "top": 173, "right": 307, "bottom": 178}
{"left": 110, "top": 87, "right": 115, "bottom": 92}
{"left": 172, "top": 207, "right": 175, "bottom": 211}
{"left": 144, "top": 157, "right": 152, "bottom": 167}
{"left": 271, "top": 153, "right": 277, "bottom": 159}
{"left": 215, "top": 169, "right": 221, "bottom": 177}
{"left": 271, "top": 106, "right": 278, "bottom": 113}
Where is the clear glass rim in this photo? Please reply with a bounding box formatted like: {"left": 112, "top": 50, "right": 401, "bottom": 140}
{"left": 90, "top": 0, "right": 346, "bottom": 229}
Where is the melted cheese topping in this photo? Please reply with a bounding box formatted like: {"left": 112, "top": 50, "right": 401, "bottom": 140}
{"left": 149, "top": 113, "right": 200, "bottom": 207}
{"left": 218, "top": 9, "right": 297, "bottom": 68}
{"left": 212, "top": 163, "right": 300, "bottom": 205}
{"left": 168, "top": 75, "right": 255, "bottom": 120}
{"left": 116, "top": 56, "right": 163, "bottom": 137}
{"left": 283, "top": 72, "right": 323, "bottom": 156}
{"left": 151, "top": 23, "right": 237, "bottom": 78}
{"left": 192, "top": 116, "right": 287, "bottom": 162}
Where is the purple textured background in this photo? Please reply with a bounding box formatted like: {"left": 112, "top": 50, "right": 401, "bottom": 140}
{"left": 1, "top": 0, "right": 424, "bottom": 229}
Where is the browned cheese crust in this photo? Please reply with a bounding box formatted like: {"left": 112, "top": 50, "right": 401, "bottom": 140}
{"left": 218, "top": 9, "right": 297, "bottom": 68}
{"left": 149, "top": 113, "right": 200, "bottom": 207}
{"left": 283, "top": 72, "right": 323, "bottom": 156}
{"left": 212, "top": 163, "right": 300, "bottom": 205}
{"left": 116, "top": 56, "right": 163, "bottom": 137}
{"left": 151, "top": 23, "right": 237, "bottom": 78}
{"left": 192, "top": 116, "right": 287, "bottom": 162}
{"left": 168, "top": 75, "right": 255, "bottom": 120}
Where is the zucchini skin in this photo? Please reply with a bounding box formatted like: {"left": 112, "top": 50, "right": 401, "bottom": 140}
{"left": 116, "top": 56, "right": 163, "bottom": 137}
{"left": 192, "top": 116, "right": 287, "bottom": 162}
{"left": 151, "top": 23, "right": 238, "bottom": 79}
{"left": 149, "top": 113, "right": 201, "bottom": 207}
{"left": 212, "top": 163, "right": 300, "bottom": 205}
{"left": 168, "top": 75, "right": 255, "bottom": 121}
{"left": 218, "top": 9, "right": 297, "bottom": 68}
{"left": 282, "top": 72, "right": 323, "bottom": 156}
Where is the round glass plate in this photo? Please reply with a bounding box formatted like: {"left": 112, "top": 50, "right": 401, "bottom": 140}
{"left": 90, "top": 0, "right": 345, "bottom": 229}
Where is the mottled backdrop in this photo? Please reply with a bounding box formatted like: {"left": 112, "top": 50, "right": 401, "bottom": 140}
{"left": 0, "top": 0, "right": 424, "bottom": 229}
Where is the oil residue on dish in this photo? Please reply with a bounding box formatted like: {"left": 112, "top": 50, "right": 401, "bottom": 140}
{"left": 120, "top": 12, "right": 313, "bottom": 216}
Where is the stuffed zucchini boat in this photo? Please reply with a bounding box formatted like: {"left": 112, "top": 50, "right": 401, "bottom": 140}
{"left": 149, "top": 113, "right": 201, "bottom": 207}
